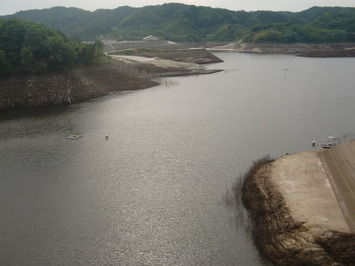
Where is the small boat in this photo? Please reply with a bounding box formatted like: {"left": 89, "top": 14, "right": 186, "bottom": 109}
{"left": 321, "top": 143, "right": 335, "bottom": 149}
{"left": 320, "top": 136, "right": 338, "bottom": 149}
{"left": 66, "top": 132, "right": 83, "bottom": 140}
{"left": 313, "top": 136, "right": 339, "bottom": 149}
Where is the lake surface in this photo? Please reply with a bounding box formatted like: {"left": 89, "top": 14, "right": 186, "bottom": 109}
{"left": 1, "top": 53, "right": 355, "bottom": 265}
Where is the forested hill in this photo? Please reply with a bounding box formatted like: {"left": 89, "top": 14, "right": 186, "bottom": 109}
{"left": 0, "top": 18, "right": 103, "bottom": 77}
{"left": 2, "top": 4, "right": 355, "bottom": 43}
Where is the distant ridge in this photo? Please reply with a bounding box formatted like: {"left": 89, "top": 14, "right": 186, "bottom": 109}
{"left": 1, "top": 4, "right": 355, "bottom": 43}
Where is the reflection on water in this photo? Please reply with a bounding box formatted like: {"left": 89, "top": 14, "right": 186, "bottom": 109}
{"left": 0, "top": 53, "right": 355, "bottom": 265}
{"left": 154, "top": 78, "right": 180, "bottom": 88}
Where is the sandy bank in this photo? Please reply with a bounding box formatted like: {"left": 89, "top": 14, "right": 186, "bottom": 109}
{"left": 110, "top": 54, "right": 222, "bottom": 77}
{"left": 109, "top": 49, "right": 223, "bottom": 76}
{"left": 243, "top": 141, "right": 355, "bottom": 265}
{"left": 111, "top": 54, "right": 204, "bottom": 69}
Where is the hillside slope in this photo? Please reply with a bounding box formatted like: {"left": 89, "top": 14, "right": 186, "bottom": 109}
{"left": 3, "top": 5, "right": 355, "bottom": 43}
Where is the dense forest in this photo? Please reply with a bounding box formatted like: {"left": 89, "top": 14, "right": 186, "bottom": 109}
{"left": 0, "top": 18, "right": 103, "bottom": 77}
{"left": 2, "top": 4, "right": 355, "bottom": 43}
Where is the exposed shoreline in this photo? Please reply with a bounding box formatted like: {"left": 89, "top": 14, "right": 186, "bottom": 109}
{"left": 208, "top": 42, "right": 355, "bottom": 57}
{"left": 0, "top": 49, "right": 222, "bottom": 110}
{"left": 2, "top": 43, "right": 355, "bottom": 110}
{"left": 242, "top": 141, "right": 355, "bottom": 265}
{"left": 104, "top": 39, "right": 355, "bottom": 57}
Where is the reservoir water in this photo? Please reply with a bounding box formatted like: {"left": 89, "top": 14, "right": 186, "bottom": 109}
{"left": 1, "top": 53, "right": 355, "bottom": 265}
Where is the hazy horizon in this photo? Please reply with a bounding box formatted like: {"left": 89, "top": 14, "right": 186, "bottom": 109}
{"left": 1, "top": 0, "right": 355, "bottom": 16}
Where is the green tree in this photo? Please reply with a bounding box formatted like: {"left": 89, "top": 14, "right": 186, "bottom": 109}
{"left": 0, "top": 18, "right": 103, "bottom": 77}
{"left": 0, "top": 50, "right": 12, "bottom": 77}
{"left": 0, "top": 19, "right": 26, "bottom": 65}
{"left": 206, "top": 24, "right": 241, "bottom": 41}
{"left": 19, "top": 46, "right": 34, "bottom": 73}
{"left": 44, "top": 35, "right": 76, "bottom": 70}
{"left": 24, "top": 24, "right": 47, "bottom": 57}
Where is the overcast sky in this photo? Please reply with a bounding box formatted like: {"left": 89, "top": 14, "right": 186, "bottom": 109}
{"left": 1, "top": 0, "right": 355, "bottom": 15}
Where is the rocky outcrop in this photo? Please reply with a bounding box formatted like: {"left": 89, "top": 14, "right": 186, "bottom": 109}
{"left": 242, "top": 152, "right": 355, "bottom": 265}
{"left": 0, "top": 73, "right": 90, "bottom": 109}
{"left": 0, "top": 61, "right": 158, "bottom": 110}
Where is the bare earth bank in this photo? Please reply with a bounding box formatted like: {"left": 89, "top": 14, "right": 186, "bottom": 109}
{"left": 0, "top": 50, "right": 222, "bottom": 110}
{"left": 242, "top": 141, "right": 355, "bottom": 265}
{"left": 107, "top": 40, "right": 355, "bottom": 57}
{"left": 209, "top": 42, "right": 355, "bottom": 57}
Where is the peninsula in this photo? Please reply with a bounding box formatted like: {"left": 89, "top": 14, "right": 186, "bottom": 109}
{"left": 0, "top": 49, "right": 222, "bottom": 110}
{"left": 0, "top": 18, "right": 223, "bottom": 110}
